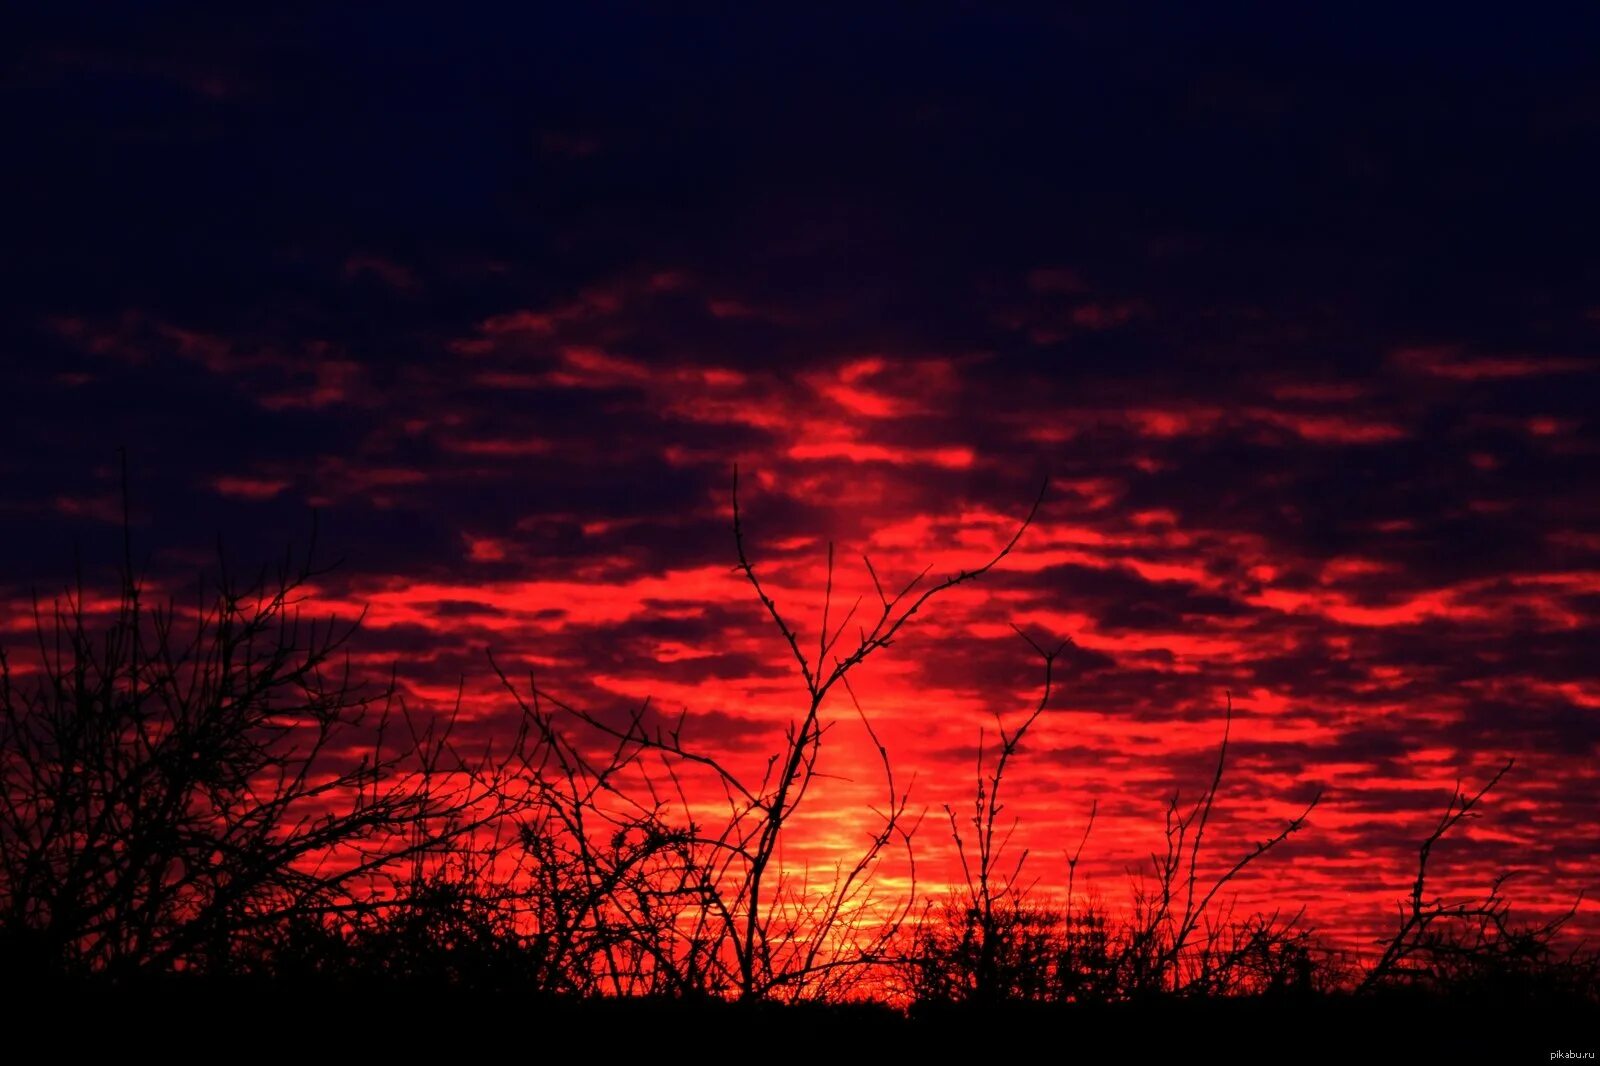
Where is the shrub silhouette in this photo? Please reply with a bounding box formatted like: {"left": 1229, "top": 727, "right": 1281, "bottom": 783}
{"left": 0, "top": 472, "right": 1593, "bottom": 1019}
{"left": 1359, "top": 760, "right": 1595, "bottom": 1006}
{"left": 485, "top": 469, "right": 1046, "bottom": 1000}
{"left": 0, "top": 525, "right": 514, "bottom": 980}
{"left": 911, "top": 669, "right": 1325, "bottom": 1004}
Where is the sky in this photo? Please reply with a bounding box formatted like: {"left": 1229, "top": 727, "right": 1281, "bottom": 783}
{"left": 4, "top": 7, "right": 1598, "bottom": 953}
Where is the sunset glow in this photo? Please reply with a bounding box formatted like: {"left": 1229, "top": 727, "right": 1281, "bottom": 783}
{"left": 5, "top": 8, "right": 1598, "bottom": 990}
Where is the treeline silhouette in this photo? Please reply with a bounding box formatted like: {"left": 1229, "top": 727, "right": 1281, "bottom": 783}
{"left": 1, "top": 477, "right": 1594, "bottom": 1050}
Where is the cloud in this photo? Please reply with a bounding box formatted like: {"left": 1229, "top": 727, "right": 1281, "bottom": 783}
{"left": 5, "top": 6, "right": 1599, "bottom": 948}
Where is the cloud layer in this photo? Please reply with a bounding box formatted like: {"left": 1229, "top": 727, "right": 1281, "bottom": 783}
{"left": 5, "top": 8, "right": 1598, "bottom": 951}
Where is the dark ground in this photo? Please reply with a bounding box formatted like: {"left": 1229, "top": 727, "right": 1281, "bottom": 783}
{"left": 11, "top": 980, "right": 1594, "bottom": 1062}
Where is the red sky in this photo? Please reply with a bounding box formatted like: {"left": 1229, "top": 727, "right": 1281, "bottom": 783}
{"left": 300, "top": 335, "right": 1598, "bottom": 951}
{"left": 4, "top": 8, "right": 1598, "bottom": 958}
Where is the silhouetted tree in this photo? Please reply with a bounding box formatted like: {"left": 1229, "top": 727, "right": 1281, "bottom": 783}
{"left": 3, "top": 468, "right": 1592, "bottom": 1016}
{"left": 497, "top": 469, "right": 1045, "bottom": 1000}
{"left": 910, "top": 694, "right": 1323, "bottom": 1004}
{"left": 0, "top": 524, "right": 514, "bottom": 979}
{"left": 1361, "top": 759, "right": 1594, "bottom": 1004}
